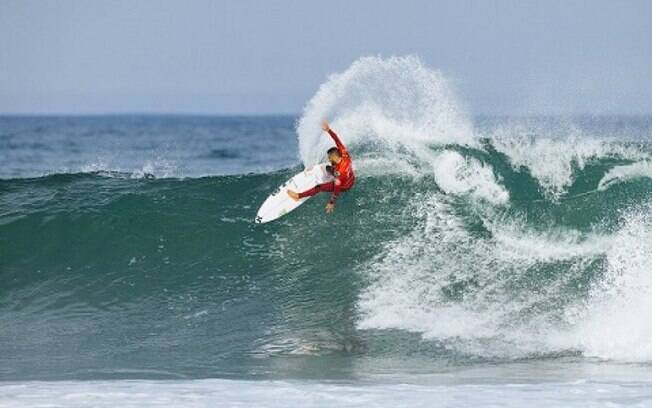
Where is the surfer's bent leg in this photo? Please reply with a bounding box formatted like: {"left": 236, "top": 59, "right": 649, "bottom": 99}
{"left": 298, "top": 182, "right": 334, "bottom": 198}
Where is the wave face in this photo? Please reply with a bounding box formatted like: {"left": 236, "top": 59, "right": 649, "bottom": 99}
{"left": 2, "top": 57, "right": 652, "bottom": 380}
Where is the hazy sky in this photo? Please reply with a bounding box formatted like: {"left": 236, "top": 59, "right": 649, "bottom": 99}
{"left": 1, "top": 0, "right": 651, "bottom": 115}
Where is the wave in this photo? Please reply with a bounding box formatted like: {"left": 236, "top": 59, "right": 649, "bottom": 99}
{"left": 298, "top": 56, "right": 652, "bottom": 361}
{"left": 2, "top": 145, "right": 651, "bottom": 365}
{"left": 2, "top": 57, "right": 652, "bottom": 379}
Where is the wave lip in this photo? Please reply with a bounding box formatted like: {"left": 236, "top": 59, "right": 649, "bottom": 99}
{"left": 488, "top": 123, "right": 649, "bottom": 199}
{"left": 598, "top": 160, "right": 652, "bottom": 190}
{"left": 433, "top": 150, "right": 509, "bottom": 205}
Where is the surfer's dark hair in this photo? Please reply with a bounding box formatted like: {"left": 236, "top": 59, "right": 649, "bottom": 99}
{"left": 327, "top": 147, "right": 341, "bottom": 157}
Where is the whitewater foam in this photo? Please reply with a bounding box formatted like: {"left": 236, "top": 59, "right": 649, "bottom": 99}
{"left": 489, "top": 221, "right": 612, "bottom": 262}
{"left": 357, "top": 193, "right": 504, "bottom": 344}
{"left": 4, "top": 378, "right": 652, "bottom": 408}
{"left": 571, "top": 204, "right": 652, "bottom": 361}
{"left": 432, "top": 150, "right": 509, "bottom": 205}
{"left": 358, "top": 180, "right": 652, "bottom": 361}
{"left": 355, "top": 173, "right": 651, "bottom": 360}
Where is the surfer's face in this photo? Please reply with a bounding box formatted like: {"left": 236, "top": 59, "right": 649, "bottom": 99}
{"left": 328, "top": 152, "right": 342, "bottom": 165}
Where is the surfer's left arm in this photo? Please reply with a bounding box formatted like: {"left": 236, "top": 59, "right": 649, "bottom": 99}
{"left": 325, "top": 179, "right": 342, "bottom": 214}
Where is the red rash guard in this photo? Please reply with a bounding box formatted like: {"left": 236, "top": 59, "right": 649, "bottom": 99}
{"left": 298, "top": 128, "right": 355, "bottom": 204}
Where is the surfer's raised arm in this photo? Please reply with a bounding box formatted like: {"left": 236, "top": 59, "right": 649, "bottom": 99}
{"left": 322, "top": 121, "right": 348, "bottom": 155}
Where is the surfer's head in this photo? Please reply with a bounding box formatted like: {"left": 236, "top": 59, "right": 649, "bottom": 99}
{"left": 327, "top": 147, "right": 342, "bottom": 164}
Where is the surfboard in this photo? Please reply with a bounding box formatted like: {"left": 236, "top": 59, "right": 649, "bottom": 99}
{"left": 255, "top": 163, "right": 333, "bottom": 224}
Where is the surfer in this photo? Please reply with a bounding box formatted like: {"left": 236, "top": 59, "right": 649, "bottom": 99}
{"left": 288, "top": 121, "right": 355, "bottom": 213}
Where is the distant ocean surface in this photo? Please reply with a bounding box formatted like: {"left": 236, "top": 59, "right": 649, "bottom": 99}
{"left": 2, "top": 57, "right": 652, "bottom": 407}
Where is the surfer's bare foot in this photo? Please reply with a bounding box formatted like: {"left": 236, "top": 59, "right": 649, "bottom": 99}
{"left": 287, "top": 190, "right": 300, "bottom": 201}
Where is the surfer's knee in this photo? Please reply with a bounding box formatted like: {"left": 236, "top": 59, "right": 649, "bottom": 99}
{"left": 334, "top": 179, "right": 341, "bottom": 186}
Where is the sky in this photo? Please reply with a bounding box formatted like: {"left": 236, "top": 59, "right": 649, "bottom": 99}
{"left": 1, "top": 0, "right": 651, "bottom": 115}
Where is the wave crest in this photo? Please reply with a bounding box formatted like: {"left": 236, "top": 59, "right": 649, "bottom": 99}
{"left": 297, "top": 55, "right": 474, "bottom": 173}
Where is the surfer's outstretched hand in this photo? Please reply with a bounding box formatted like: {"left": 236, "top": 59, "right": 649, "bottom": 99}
{"left": 287, "top": 190, "right": 300, "bottom": 201}
{"left": 325, "top": 203, "right": 334, "bottom": 214}
{"left": 321, "top": 120, "right": 330, "bottom": 132}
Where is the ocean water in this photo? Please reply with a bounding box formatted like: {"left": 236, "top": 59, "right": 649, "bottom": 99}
{"left": 2, "top": 56, "right": 652, "bottom": 407}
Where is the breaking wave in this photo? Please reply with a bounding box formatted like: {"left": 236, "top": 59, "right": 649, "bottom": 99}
{"left": 2, "top": 57, "right": 652, "bottom": 381}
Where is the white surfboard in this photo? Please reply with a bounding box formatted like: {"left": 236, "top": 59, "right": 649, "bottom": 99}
{"left": 255, "top": 163, "right": 333, "bottom": 224}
